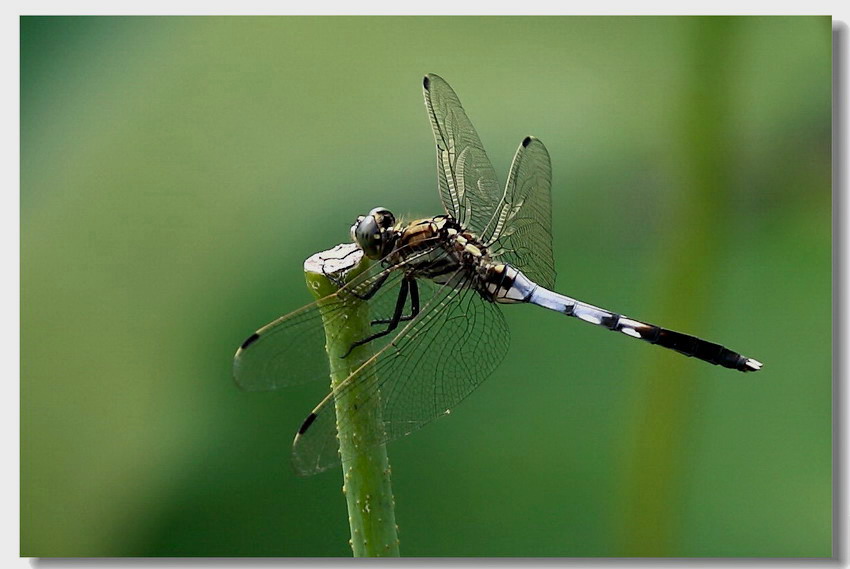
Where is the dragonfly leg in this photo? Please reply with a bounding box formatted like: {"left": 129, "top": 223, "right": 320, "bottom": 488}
{"left": 372, "top": 278, "right": 420, "bottom": 325}
{"left": 341, "top": 277, "right": 413, "bottom": 358}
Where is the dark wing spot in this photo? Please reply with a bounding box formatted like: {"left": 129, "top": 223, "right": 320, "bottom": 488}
{"left": 298, "top": 413, "right": 318, "bottom": 435}
{"left": 522, "top": 136, "right": 532, "bottom": 147}
{"left": 423, "top": 75, "right": 431, "bottom": 90}
{"left": 240, "top": 332, "right": 260, "bottom": 350}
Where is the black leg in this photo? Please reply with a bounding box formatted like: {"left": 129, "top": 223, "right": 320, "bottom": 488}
{"left": 341, "top": 277, "right": 411, "bottom": 358}
{"left": 372, "top": 278, "right": 420, "bottom": 325}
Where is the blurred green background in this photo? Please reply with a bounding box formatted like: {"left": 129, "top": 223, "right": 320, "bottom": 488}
{"left": 21, "top": 16, "right": 831, "bottom": 557}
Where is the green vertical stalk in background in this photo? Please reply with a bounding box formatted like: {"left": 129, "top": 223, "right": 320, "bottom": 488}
{"left": 618, "top": 18, "right": 740, "bottom": 555}
{"left": 304, "top": 245, "right": 400, "bottom": 558}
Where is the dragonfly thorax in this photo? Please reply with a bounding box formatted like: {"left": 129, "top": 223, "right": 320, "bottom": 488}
{"left": 384, "top": 214, "right": 513, "bottom": 295}
{"left": 387, "top": 214, "right": 539, "bottom": 304}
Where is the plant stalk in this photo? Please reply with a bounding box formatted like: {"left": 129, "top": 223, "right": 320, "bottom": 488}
{"left": 304, "top": 243, "right": 400, "bottom": 557}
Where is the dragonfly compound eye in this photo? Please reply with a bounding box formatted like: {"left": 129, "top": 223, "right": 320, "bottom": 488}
{"left": 367, "top": 207, "right": 396, "bottom": 230}
{"left": 353, "top": 208, "right": 396, "bottom": 259}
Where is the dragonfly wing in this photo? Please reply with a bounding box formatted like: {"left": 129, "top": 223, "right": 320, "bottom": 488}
{"left": 232, "top": 263, "right": 409, "bottom": 391}
{"left": 486, "top": 136, "right": 556, "bottom": 289}
{"left": 423, "top": 74, "right": 502, "bottom": 236}
{"left": 233, "top": 240, "right": 464, "bottom": 391}
{"left": 292, "top": 273, "right": 510, "bottom": 475}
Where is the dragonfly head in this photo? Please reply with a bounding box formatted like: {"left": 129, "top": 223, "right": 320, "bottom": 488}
{"left": 351, "top": 207, "right": 397, "bottom": 259}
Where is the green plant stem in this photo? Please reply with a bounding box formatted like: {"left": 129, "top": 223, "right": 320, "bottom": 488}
{"left": 304, "top": 244, "right": 400, "bottom": 558}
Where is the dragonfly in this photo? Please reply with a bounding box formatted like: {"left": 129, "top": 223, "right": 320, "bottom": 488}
{"left": 233, "top": 73, "right": 762, "bottom": 476}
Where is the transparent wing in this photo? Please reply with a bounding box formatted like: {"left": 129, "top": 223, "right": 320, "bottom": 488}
{"left": 423, "top": 73, "right": 502, "bottom": 236}
{"left": 423, "top": 75, "right": 556, "bottom": 289}
{"left": 292, "top": 274, "right": 510, "bottom": 475}
{"left": 233, "top": 245, "right": 444, "bottom": 391}
{"left": 486, "top": 136, "right": 556, "bottom": 289}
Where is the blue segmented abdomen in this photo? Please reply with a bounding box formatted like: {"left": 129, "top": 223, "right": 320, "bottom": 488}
{"left": 486, "top": 263, "right": 761, "bottom": 373}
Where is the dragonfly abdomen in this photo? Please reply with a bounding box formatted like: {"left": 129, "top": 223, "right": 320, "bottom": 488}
{"left": 481, "top": 263, "right": 537, "bottom": 303}
{"left": 525, "top": 286, "right": 762, "bottom": 372}
{"left": 479, "top": 264, "right": 762, "bottom": 373}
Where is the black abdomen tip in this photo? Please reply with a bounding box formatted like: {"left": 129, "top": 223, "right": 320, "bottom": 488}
{"left": 298, "top": 413, "right": 318, "bottom": 435}
{"left": 522, "top": 136, "right": 532, "bottom": 147}
{"left": 423, "top": 75, "right": 431, "bottom": 89}
{"left": 240, "top": 332, "right": 260, "bottom": 350}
